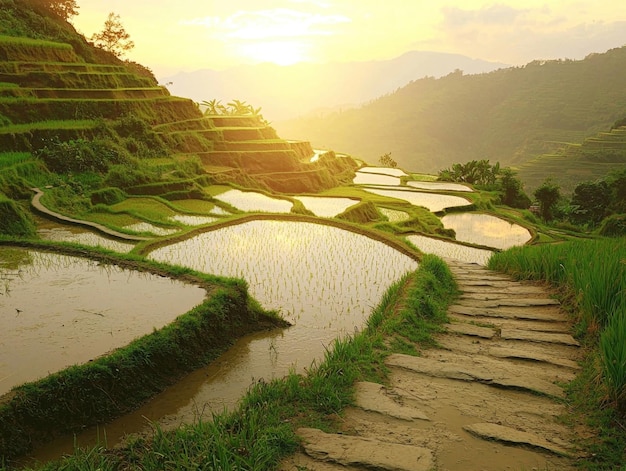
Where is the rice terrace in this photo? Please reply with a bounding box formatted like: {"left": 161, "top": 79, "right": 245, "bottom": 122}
{"left": 1, "top": 1, "right": 626, "bottom": 470}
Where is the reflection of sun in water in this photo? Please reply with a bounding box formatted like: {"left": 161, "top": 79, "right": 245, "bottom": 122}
{"left": 238, "top": 40, "right": 309, "bottom": 66}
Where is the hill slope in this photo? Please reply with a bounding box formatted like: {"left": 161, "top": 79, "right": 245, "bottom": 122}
{"left": 277, "top": 47, "right": 626, "bottom": 176}
{"left": 163, "top": 51, "right": 508, "bottom": 122}
{"left": 0, "top": 0, "right": 357, "bottom": 236}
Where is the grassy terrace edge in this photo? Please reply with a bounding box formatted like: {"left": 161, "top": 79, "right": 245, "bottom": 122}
{"left": 0, "top": 240, "right": 287, "bottom": 463}
{"left": 4, "top": 254, "right": 457, "bottom": 470}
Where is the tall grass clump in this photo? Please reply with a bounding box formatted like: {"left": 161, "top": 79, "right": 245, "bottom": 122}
{"left": 488, "top": 238, "right": 626, "bottom": 332}
{"left": 489, "top": 237, "right": 626, "bottom": 467}
{"left": 599, "top": 310, "right": 626, "bottom": 410}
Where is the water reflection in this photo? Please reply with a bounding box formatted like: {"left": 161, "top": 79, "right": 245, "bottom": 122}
{"left": 406, "top": 234, "right": 493, "bottom": 266}
{"left": 441, "top": 213, "right": 532, "bottom": 250}
{"left": 363, "top": 188, "right": 472, "bottom": 212}
{"left": 214, "top": 189, "right": 293, "bottom": 213}
{"left": 0, "top": 248, "right": 206, "bottom": 396}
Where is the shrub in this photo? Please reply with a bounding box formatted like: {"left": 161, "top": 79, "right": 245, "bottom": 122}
{"left": 35, "top": 138, "right": 131, "bottom": 174}
{"left": 598, "top": 214, "right": 626, "bottom": 237}
{"left": 90, "top": 187, "right": 127, "bottom": 205}
{"left": 0, "top": 196, "right": 36, "bottom": 236}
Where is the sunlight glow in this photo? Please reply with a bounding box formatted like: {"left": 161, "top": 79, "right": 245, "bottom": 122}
{"left": 238, "top": 40, "right": 311, "bottom": 65}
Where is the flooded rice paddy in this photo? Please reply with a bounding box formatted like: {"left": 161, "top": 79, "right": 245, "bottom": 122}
{"left": 29, "top": 219, "right": 420, "bottom": 458}
{"left": 407, "top": 181, "right": 473, "bottom": 192}
{"left": 357, "top": 167, "right": 408, "bottom": 177}
{"left": 363, "top": 188, "right": 472, "bottom": 212}
{"left": 441, "top": 213, "right": 532, "bottom": 250}
{"left": 353, "top": 172, "right": 402, "bottom": 186}
{"left": 0, "top": 248, "right": 206, "bottom": 396}
{"left": 293, "top": 196, "right": 358, "bottom": 217}
{"left": 168, "top": 214, "right": 218, "bottom": 226}
{"left": 123, "top": 222, "right": 179, "bottom": 236}
{"left": 214, "top": 189, "right": 293, "bottom": 213}
{"left": 379, "top": 207, "right": 410, "bottom": 222}
{"left": 149, "top": 221, "right": 418, "bottom": 330}
{"left": 36, "top": 216, "right": 135, "bottom": 253}
{"left": 406, "top": 234, "right": 494, "bottom": 266}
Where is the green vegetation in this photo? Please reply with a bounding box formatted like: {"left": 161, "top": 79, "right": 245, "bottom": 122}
{"left": 438, "top": 159, "right": 531, "bottom": 209}
{"left": 5, "top": 255, "right": 456, "bottom": 470}
{"left": 488, "top": 238, "right": 626, "bottom": 468}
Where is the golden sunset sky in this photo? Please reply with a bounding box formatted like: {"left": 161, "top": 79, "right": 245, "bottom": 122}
{"left": 72, "top": 1, "right": 626, "bottom": 75}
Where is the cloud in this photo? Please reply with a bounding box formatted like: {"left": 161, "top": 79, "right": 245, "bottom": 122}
{"left": 181, "top": 8, "right": 351, "bottom": 40}
{"left": 442, "top": 4, "right": 529, "bottom": 28}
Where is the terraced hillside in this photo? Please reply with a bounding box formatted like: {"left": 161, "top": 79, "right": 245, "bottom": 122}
{"left": 0, "top": 25, "right": 357, "bottom": 236}
{"left": 517, "top": 124, "right": 626, "bottom": 193}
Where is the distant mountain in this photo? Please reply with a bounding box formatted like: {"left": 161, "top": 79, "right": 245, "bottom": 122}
{"left": 276, "top": 47, "right": 626, "bottom": 177}
{"left": 161, "top": 51, "right": 508, "bottom": 122}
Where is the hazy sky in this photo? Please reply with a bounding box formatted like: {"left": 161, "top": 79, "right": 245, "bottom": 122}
{"left": 72, "top": 1, "right": 626, "bottom": 76}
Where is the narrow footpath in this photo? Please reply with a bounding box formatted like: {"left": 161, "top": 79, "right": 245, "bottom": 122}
{"left": 280, "top": 259, "right": 582, "bottom": 471}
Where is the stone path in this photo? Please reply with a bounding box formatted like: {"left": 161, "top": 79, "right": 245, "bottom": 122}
{"left": 280, "top": 259, "right": 582, "bottom": 470}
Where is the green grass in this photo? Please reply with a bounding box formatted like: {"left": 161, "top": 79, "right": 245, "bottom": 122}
{"left": 0, "top": 120, "right": 97, "bottom": 133}
{"left": 0, "top": 35, "right": 71, "bottom": 49}
{"left": 488, "top": 238, "right": 626, "bottom": 332}
{"left": 0, "top": 152, "right": 31, "bottom": 169}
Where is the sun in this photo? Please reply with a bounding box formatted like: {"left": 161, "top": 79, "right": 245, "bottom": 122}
{"left": 238, "top": 40, "right": 310, "bottom": 66}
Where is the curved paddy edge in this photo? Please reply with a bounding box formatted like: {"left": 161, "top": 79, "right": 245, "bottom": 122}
{"left": 0, "top": 243, "right": 286, "bottom": 462}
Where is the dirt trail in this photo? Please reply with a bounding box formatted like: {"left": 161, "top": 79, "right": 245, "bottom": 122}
{"left": 280, "top": 259, "right": 582, "bottom": 470}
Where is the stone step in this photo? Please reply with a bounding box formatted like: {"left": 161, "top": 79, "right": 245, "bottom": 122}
{"left": 387, "top": 353, "right": 566, "bottom": 398}
{"left": 295, "top": 427, "right": 434, "bottom": 471}
{"left": 448, "top": 313, "right": 571, "bottom": 333}
{"left": 463, "top": 422, "right": 572, "bottom": 456}
{"left": 449, "top": 304, "right": 565, "bottom": 322}
{"left": 355, "top": 381, "right": 430, "bottom": 421}
{"left": 456, "top": 297, "right": 560, "bottom": 307}
{"left": 446, "top": 322, "right": 497, "bottom": 339}
{"left": 458, "top": 284, "right": 548, "bottom": 295}
{"left": 435, "top": 334, "right": 580, "bottom": 371}
{"left": 489, "top": 346, "right": 581, "bottom": 370}
{"left": 500, "top": 328, "right": 580, "bottom": 347}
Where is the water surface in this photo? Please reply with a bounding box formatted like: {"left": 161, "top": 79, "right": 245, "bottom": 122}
{"left": 0, "top": 248, "right": 206, "bottom": 396}
{"left": 214, "top": 189, "right": 293, "bottom": 213}
{"left": 363, "top": 188, "right": 472, "bottom": 212}
{"left": 406, "top": 234, "right": 493, "bottom": 266}
{"left": 441, "top": 213, "right": 532, "bottom": 250}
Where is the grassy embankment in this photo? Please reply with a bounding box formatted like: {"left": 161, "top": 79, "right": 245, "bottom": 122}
{"left": 3, "top": 255, "right": 456, "bottom": 470}
{"left": 489, "top": 238, "right": 626, "bottom": 469}
{"left": 0, "top": 243, "right": 286, "bottom": 464}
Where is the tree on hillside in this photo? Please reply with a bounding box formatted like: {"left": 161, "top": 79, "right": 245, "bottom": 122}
{"left": 570, "top": 180, "right": 611, "bottom": 226}
{"left": 499, "top": 168, "right": 531, "bottom": 209}
{"left": 438, "top": 159, "right": 499, "bottom": 187}
{"left": 378, "top": 152, "right": 397, "bottom": 168}
{"left": 25, "top": 0, "right": 78, "bottom": 21}
{"left": 90, "top": 12, "right": 134, "bottom": 58}
{"left": 534, "top": 179, "right": 561, "bottom": 221}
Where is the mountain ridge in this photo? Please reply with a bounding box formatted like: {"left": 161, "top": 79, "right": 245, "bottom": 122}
{"left": 275, "top": 46, "right": 626, "bottom": 181}
{"left": 162, "top": 51, "right": 508, "bottom": 122}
